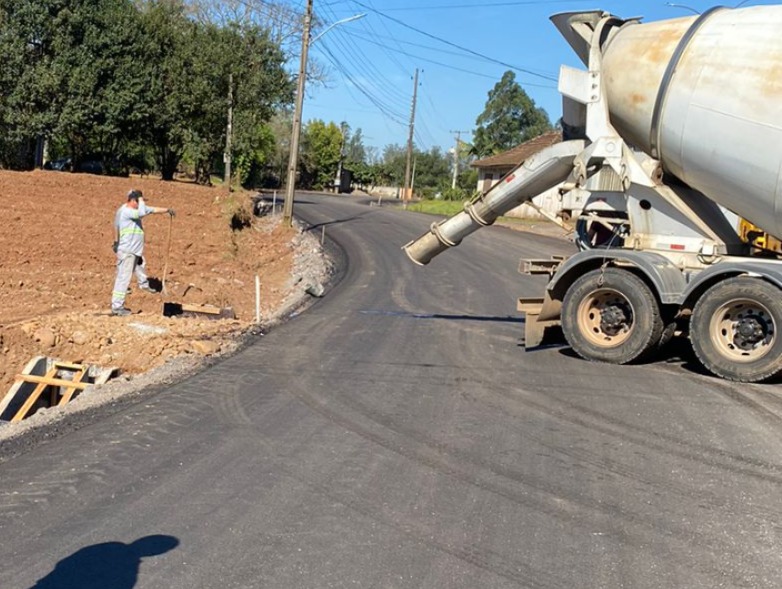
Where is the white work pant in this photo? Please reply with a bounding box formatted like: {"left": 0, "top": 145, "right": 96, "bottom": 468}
{"left": 111, "top": 252, "right": 149, "bottom": 310}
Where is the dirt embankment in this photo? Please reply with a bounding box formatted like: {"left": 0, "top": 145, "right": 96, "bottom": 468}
{"left": 0, "top": 170, "right": 327, "bottom": 399}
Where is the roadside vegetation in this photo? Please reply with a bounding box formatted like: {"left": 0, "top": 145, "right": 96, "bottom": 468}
{"left": 407, "top": 198, "right": 544, "bottom": 228}
{"left": 0, "top": 0, "right": 552, "bottom": 195}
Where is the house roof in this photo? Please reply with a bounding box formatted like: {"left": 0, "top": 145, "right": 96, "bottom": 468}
{"left": 471, "top": 131, "right": 562, "bottom": 170}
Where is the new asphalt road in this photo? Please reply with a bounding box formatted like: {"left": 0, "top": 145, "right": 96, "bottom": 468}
{"left": 3, "top": 193, "right": 782, "bottom": 588}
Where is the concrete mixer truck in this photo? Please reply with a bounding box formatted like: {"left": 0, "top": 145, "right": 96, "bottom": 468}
{"left": 403, "top": 6, "right": 782, "bottom": 382}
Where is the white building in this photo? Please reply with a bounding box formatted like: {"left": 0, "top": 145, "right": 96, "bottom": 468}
{"left": 471, "top": 131, "right": 563, "bottom": 219}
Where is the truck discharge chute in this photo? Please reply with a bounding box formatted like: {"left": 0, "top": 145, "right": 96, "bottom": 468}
{"left": 403, "top": 6, "right": 782, "bottom": 382}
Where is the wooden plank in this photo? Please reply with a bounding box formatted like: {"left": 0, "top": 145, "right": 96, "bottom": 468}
{"left": 14, "top": 375, "right": 90, "bottom": 390}
{"left": 180, "top": 303, "right": 223, "bottom": 315}
{"left": 52, "top": 361, "right": 86, "bottom": 371}
{"left": 11, "top": 368, "right": 58, "bottom": 423}
{"left": 58, "top": 369, "right": 87, "bottom": 406}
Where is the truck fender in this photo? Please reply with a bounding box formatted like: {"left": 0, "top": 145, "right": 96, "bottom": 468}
{"left": 680, "top": 261, "right": 782, "bottom": 308}
{"left": 547, "top": 250, "right": 687, "bottom": 307}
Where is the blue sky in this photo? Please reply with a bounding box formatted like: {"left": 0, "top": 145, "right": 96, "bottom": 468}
{"left": 297, "top": 0, "right": 776, "bottom": 156}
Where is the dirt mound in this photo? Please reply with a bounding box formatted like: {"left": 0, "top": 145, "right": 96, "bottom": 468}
{"left": 0, "top": 170, "right": 325, "bottom": 399}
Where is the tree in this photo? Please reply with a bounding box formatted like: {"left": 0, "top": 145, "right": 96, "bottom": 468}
{"left": 266, "top": 110, "right": 292, "bottom": 187}
{"left": 183, "top": 0, "right": 329, "bottom": 86}
{"left": 343, "top": 125, "right": 367, "bottom": 166}
{"left": 137, "top": 0, "right": 194, "bottom": 179}
{"left": 0, "top": 0, "right": 73, "bottom": 167}
{"left": 413, "top": 146, "right": 450, "bottom": 193}
{"left": 140, "top": 3, "right": 292, "bottom": 182}
{"left": 377, "top": 143, "right": 454, "bottom": 197}
{"left": 0, "top": 0, "right": 293, "bottom": 178}
{"left": 380, "top": 143, "right": 406, "bottom": 186}
{"left": 472, "top": 70, "right": 552, "bottom": 158}
{"left": 51, "top": 0, "right": 153, "bottom": 171}
{"left": 300, "top": 119, "right": 341, "bottom": 189}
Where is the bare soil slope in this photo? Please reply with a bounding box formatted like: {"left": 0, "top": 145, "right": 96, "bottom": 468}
{"left": 0, "top": 170, "right": 313, "bottom": 397}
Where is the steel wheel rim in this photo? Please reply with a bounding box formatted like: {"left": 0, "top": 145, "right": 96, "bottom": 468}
{"left": 709, "top": 298, "right": 776, "bottom": 362}
{"left": 577, "top": 288, "right": 635, "bottom": 347}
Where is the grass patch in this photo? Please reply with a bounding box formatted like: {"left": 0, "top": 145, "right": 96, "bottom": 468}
{"left": 406, "top": 200, "right": 466, "bottom": 216}
{"left": 407, "top": 199, "right": 530, "bottom": 224}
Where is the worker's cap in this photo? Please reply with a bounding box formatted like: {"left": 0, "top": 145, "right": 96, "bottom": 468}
{"left": 127, "top": 189, "right": 143, "bottom": 201}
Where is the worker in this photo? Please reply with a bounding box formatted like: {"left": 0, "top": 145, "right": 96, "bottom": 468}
{"left": 111, "top": 189, "right": 175, "bottom": 316}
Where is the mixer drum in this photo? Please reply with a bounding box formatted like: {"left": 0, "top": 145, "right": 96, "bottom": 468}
{"left": 599, "top": 6, "right": 782, "bottom": 237}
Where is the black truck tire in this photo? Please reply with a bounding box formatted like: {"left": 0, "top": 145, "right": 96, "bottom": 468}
{"left": 690, "top": 277, "right": 782, "bottom": 382}
{"left": 562, "top": 268, "right": 664, "bottom": 364}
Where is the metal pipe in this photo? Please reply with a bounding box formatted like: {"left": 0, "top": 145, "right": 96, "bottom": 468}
{"left": 403, "top": 140, "right": 584, "bottom": 265}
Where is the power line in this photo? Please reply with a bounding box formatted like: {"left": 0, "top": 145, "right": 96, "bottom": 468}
{"left": 316, "top": 38, "right": 409, "bottom": 116}
{"left": 316, "top": 2, "right": 407, "bottom": 92}
{"left": 317, "top": 29, "right": 411, "bottom": 105}
{"left": 350, "top": 0, "right": 558, "bottom": 81}
{"left": 315, "top": 42, "right": 408, "bottom": 124}
{"left": 348, "top": 31, "right": 557, "bottom": 87}
{"left": 367, "top": 0, "right": 595, "bottom": 10}
{"left": 351, "top": 0, "right": 413, "bottom": 77}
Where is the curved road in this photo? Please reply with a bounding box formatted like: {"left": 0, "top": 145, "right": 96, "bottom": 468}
{"left": 3, "top": 193, "right": 782, "bottom": 588}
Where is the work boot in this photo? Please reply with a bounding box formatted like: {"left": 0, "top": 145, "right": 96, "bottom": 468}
{"left": 138, "top": 284, "right": 156, "bottom": 293}
{"left": 112, "top": 307, "right": 131, "bottom": 317}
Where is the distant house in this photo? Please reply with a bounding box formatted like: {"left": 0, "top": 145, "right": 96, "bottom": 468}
{"left": 471, "top": 131, "right": 563, "bottom": 219}
{"left": 471, "top": 131, "right": 562, "bottom": 193}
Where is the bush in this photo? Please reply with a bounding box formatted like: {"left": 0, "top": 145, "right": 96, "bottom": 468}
{"left": 440, "top": 187, "right": 469, "bottom": 201}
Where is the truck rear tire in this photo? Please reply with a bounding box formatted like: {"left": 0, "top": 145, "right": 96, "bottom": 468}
{"left": 690, "top": 277, "right": 782, "bottom": 382}
{"left": 561, "top": 268, "right": 664, "bottom": 364}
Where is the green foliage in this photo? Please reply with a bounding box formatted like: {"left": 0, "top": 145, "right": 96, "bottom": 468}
{"left": 472, "top": 71, "right": 552, "bottom": 158}
{"left": 232, "top": 120, "right": 275, "bottom": 187}
{"left": 300, "top": 119, "right": 342, "bottom": 189}
{"left": 413, "top": 146, "right": 451, "bottom": 191}
{"left": 343, "top": 125, "right": 366, "bottom": 165}
{"left": 350, "top": 160, "right": 379, "bottom": 190}
{"left": 439, "top": 187, "right": 469, "bottom": 201}
{"left": 458, "top": 168, "right": 478, "bottom": 192}
{"left": 377, "top": 143, "right": 454, "bottom": 196}
{"left": 142, "top": 6, "right": 292, "bottom": 183}
{"left": 381, "top": 143, "right": 407, "bottom": 186}
{"left": 0, "top": 0, "right": 293, "bottom": 179}
{"left": 54, "top": 0, "right": 152, "bottom": 169}
{"left": 0, "top": 0, "right": 70, "bottom": 166}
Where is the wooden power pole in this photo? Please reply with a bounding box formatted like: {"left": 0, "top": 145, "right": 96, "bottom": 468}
{"left": 283, "top": 0, "right": 314, "bottom": 225}
{"left": 403, "top": 68, "right": 419, "bottom": 204}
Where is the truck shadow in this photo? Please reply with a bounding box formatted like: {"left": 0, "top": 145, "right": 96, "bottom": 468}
{"left": 554, "top": 336, "right": 782, "bottom": 384}
{"left": 28, "top": 535, "right": 179, "bottom": 589}
{"left": 552, "top": 337, "right": 713, "bottom": 376}
{"left": 359, "top": 309, "right": 525, "bottom": 323}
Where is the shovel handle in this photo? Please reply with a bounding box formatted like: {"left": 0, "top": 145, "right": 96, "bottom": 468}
{"left": 161, "top": 214, "right": 173, "bottom": 294}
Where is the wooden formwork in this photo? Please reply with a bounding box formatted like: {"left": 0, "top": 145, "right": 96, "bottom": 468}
{"left": 0, "top": 357, "right": 117, "bottom": 422}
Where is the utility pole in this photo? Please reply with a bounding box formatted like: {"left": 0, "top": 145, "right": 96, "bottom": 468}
{"left": 335, "top": 121, "right": 348, "bottom": 193}
{"left": 403, "top": 68, "right": 419, "bottom": 205}
{"left": 450, "top": 130, "right": 468, "bottom": 190}
{"left": 224, "top": 73, "right": 234, "bottom": 191}
{"left": 283, "top": 0, "right": 314, "bottom": 225}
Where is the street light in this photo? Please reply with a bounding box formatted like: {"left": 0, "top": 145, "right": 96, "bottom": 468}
{"left": 282, "top": 8, "right": 367, "bottom": 225}
{"left": 311, "top": 13, "right": 366, "bottom": 45}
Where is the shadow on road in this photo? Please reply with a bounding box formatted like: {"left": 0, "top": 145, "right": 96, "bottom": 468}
{"left": 28, "top": 535, "right": 179, "bottom": 589}
{"left": 360, "top": 309, "right": 524, "bottom": 324}
{"left": 307, "top": 211, "right": 370, "bottom": 231}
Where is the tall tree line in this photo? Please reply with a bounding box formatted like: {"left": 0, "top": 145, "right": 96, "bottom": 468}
{"left": 0, "top": 0, "right": 293, "bottom": 184}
